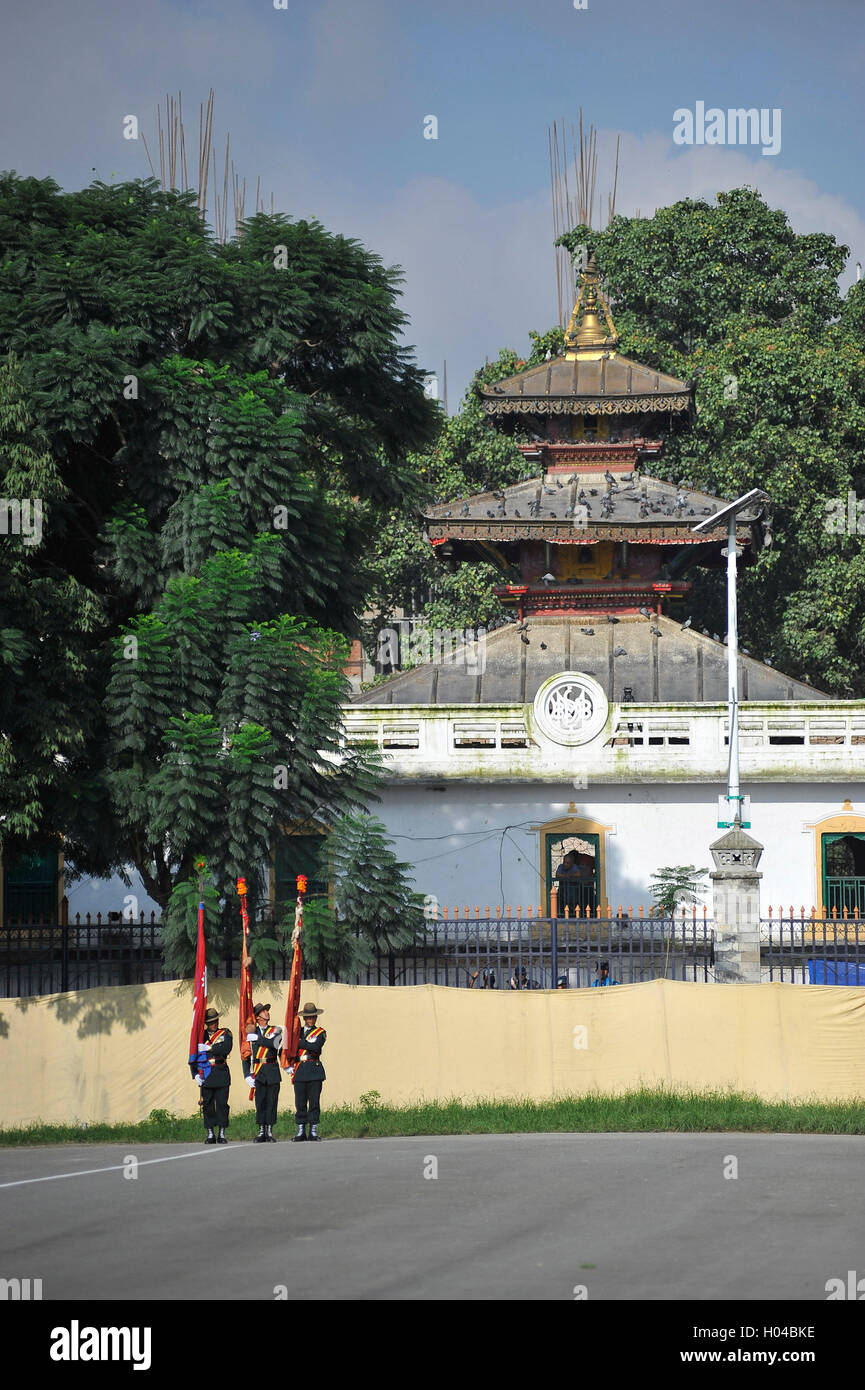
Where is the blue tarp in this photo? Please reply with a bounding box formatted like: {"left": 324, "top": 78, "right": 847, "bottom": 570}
{"left": 808, "top": 959, "right": 865, "bottom": 985}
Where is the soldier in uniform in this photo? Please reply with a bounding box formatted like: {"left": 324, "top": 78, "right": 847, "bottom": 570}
{"left": 245, "top": 1001, "right": 283, "bottom": 1143}
{"left": 291, "top": 1002, "right": 326, "bottom": 1143}
{"left": 191, "top": 1006, "right": 233, "bottom": 1144}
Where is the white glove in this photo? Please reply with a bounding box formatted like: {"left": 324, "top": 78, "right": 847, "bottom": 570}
{"left": 246, "top": 1033, "right": 257, "bottom": 1042}
{"left": 194, "top": 1076, "right": 203, "bottom": 1087}
{"left": 199, "top": 1041, "right": 211, "bottom": 1051}
{"left": 247, "top": 1074, "right": 256, "bottom": 1087}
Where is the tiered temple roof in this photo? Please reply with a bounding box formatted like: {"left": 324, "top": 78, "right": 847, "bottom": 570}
{"left": 356, "top": 252, "right": 795, "bottom": 704}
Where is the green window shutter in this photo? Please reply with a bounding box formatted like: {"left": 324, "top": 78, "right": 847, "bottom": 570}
{"left": 3, "top": 850, "right": 59, "bottom": 923}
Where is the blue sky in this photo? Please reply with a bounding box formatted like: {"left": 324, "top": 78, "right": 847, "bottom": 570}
{"left": 3, "top": 0, "right": 863, "bottom": 399}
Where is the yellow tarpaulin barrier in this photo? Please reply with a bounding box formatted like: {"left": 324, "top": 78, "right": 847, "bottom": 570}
{"left": 2, "top": 977, "right": 864, "bottom": 1127}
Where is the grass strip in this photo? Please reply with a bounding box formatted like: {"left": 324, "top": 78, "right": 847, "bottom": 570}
{"left": 2, "top": 1087, "right": 865, "bottom": 1145}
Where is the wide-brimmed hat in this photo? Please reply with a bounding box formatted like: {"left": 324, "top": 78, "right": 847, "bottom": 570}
{"left": 204, "top": 1007, "right": 220, "bottom": 1022}
{"left": 301, "top": 1002, "right": 323, "bottom": 1016}
{"left": 253, "top": 1001, "right": 272, "bottom": 1016}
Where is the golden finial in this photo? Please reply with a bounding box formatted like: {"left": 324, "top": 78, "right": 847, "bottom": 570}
{"left": 564, "top": 253, "right": 618, "bottom": 360}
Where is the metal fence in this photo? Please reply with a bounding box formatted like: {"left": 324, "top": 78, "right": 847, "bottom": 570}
{"left": 0, "top": 915, "right": 296, "bottom": 998}
{"left": 357, "top": 914, "right": 716, "bottom": 987}
{"left": 0, "top": 911, "right": 716, "bottom": 997}
{"left": 760, "top": 916, "right": 865, "bottom": 983}
{"left": 9, "top": 911, "right": 865, "bottom": 996}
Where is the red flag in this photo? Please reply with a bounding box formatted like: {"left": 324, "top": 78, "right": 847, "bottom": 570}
{"left": 280, "top": 875, "right": 306, "bottom": 1076}
{"left": 237, "top": 877, "right": 257, "bottom": 1100}
{"left": 188, "top": 897, "right": 208, "bottom": 1073}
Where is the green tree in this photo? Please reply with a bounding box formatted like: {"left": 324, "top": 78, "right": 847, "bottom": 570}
{"left": 298, "top": 813, "right": 425, "bottom": 980}
{"left": 648, "top": 865, "right": 709, "bottom": 918}
{"left": 0, "top": 174, "right": 437, "bottom": 890}
{"left": 0, "top": 356, "right": 103, "bottom": 850}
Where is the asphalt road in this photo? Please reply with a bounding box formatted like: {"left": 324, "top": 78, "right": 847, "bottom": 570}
{"left": 1, "top": 1133, "right": 862, "bottom": 1301}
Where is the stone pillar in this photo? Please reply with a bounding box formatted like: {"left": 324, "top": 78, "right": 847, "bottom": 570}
{"left": 709, "top": 827, "right": 764, "bottom": 983}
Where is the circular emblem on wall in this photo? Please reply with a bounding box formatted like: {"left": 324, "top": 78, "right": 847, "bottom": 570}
{"left": 532, "top": 672, "right": 609, "bottom": 747}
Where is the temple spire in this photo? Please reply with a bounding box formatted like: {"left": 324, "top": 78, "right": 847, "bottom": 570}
{"left": 563, "top": 253, "right": 619, "bottom": 359}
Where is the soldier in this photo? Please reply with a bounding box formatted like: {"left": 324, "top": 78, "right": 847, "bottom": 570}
{"left": 291, "top": 1002, "right": 326, "bottom": 1143}
{"left": 191, "top": 1006, "right": 233, "bottom": 1145}
{"left": 245, "top": 1001, "right": 283, "bottom": 1143}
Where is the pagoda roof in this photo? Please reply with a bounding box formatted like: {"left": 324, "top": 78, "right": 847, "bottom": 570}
{"left": 478, "top": 353, "right": 692, "bottom": 417}
{"left": 425, "top": 472, "right": 749, "bottom": 545}
{"left": 478, "top": 254, "right": 691, "bottom": 416}
{"left": 351, "top": 615, "right": 823, "bottom": 707}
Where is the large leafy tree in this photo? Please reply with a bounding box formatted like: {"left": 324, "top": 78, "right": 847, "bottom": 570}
{"left": 0, "top": 357, "right": 103, "bottom": 847}
{"left": 0, "top": 173, "right": 438, "bottom": 898}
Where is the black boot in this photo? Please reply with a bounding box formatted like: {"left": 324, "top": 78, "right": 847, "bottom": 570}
{"left": 308, "top": 1125, "right": 320, "bottom": 1142}
{"left": 266, "top": 1125, "right": 276, "bottom": 1143}
{"left": 217, "top": 1128, "right": 228, "bottom": 1144}
{"left": 254, "top": 1126, "right": 267, "bottom": 1143}
{"left": 205, "top": 1128, "right": 216, "bottom": 1145}
{"left": 291, "top": 1123, "right": 306, "bottom": 1143}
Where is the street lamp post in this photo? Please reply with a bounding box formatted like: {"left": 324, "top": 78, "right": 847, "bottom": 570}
{"left": 691, "top": 488, "right": 771, "bottom": 829}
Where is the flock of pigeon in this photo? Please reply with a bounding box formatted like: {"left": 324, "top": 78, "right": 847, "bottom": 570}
{"left": 509, "top": 611, "right": 761, "bottom": 661}
{"left": 440, "top": 472, "right": 715, "bottom": 523}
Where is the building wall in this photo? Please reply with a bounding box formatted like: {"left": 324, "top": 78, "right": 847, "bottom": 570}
{"left": 58, "top": 786, "right": 864, "bottom": 922}
{"left": 369, "top": 781, "right": 864, "bottom": 917}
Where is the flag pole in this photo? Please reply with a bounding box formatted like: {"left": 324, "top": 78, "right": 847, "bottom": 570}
{"left": 280, "top": 874, "right": 306, "bottom": 1078}
{"left": 188, "top": 857, "right": 209, "bottom": 1085}
{"left": 237, "top": 876, "right": 256, "bottom": 1101}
